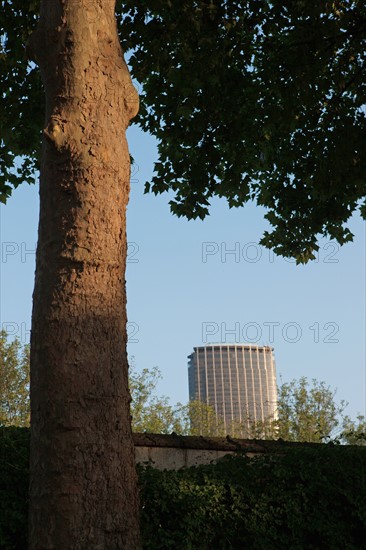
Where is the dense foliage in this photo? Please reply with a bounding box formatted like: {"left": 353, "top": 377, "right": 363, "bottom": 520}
{"left": 121, "top": 0, "right": 366, "bottom": 262}
{"left": 275, "top": 377, "right": 347, "bottom": 441}
{"left": 128, "top": 361, "right": 229, "bottom": 435}
{"left": 121, "top": 0, "right": 366, "bottom": 261}
{"left": 2, "top": 339, "right": 365, "bottom": 443}
{"left": 0, "top": 0, "right": 41, "bottom": 199}
{"left": 1, "top": 427, "right": 366, "bottom": 549}
{"left": 139, "top": 446, "right": 366, "bottom": 549}
{"left": 1, "top": 1, "right": 365, "bottom": 260}
{"left": 130, "top": 364, "right": 185, "bottom": 433}
{"left": 342, "top": 414, "right": 366, "bottom": 446}
{"left": 250, "top": 376, "right": 351, "bottom": 442}
{"left": 0, "top": 331, "right": 30, "bottom": 428}
{"left": 130, "top": 367, "right": 366, "bottom": 443}
{"left": 0, "top": 428, "right": 29, "bottom": 549}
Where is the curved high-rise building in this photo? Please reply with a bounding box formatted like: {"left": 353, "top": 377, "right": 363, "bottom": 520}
{"left": 188, "top": 344, "right": 278, "bottom": 434}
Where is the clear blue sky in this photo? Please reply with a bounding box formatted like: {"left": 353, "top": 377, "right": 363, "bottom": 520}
{"left": 1, "top": 123, "right": 365, "bottom": 421}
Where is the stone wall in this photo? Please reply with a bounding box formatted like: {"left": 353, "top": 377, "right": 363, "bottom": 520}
{"left": 132, "top": 433, "right": 315, "bottom": 469}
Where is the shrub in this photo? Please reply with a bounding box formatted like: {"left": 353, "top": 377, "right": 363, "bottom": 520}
{"left": 1, "top": 428, "right": 366, "bottom": 549}
{"left": 0, "top": 428, "right": 29, "bottom": 549}
{"left": 139, "top": 446, "right": 366, "bottom": 549}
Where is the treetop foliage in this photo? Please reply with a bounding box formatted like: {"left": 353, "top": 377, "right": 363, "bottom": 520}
{"left": 120, "top": 0, "right": 366, "bottom": 261}
{"left": 270, "top": 376, "right": 348, "bottom": 442}
{"left": 129, "top": 360, "right": 230, "bottom": 436}
{"left": 1, "top": 337, "right": 365, "bottom": 444}
{"left": 0, "top": 331, "right": 30, "bottom": 428}
{"left": 129, "top": 363, "right": 366, "bottom": 444}
{"left": 129, "top": 363, "right": 186, "bottom": 434}
{"left": 0, "top": 0, "right": 40, "bottom": 198}
{"left": 1, "top": 1, "right": 366, "bottom": 260}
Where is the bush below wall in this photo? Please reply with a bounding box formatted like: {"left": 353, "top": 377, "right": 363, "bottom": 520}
{"left": 139, "top": 447, "right": 366, "bottom": 549}
{"left": 0, "top": 428, "right": 29, "bottom": 550}
{"left": 1, "top": 428, "right": 366, "bottom": 549}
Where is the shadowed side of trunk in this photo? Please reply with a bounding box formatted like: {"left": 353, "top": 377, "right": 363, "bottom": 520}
{"left": 28, "top": 1, "right": 140, "bottom": 547}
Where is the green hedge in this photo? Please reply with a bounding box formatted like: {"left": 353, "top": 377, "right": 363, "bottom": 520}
{"left": 1, "top": 428, "right": 366, "bottom": 549}
{"left": 0, "top": 428, "right": 29, "bottom": 550}
{"left": 139, "top": 447, "right": 366, "bottom": 549}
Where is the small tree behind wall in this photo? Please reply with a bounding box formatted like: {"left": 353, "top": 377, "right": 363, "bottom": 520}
{"left": 0, "top": 331, "right": 30, "bottom": 428}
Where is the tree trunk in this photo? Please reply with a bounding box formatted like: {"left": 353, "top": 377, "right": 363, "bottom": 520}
{"left": 28, "top": 1, "right": 140, "bottom": 547}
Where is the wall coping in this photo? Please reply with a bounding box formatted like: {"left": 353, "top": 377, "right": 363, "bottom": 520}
{"left": 132, "top": 433, "right": 326, "bottom": 453}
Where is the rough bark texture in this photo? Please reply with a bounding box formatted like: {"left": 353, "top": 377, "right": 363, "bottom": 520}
{"left": 28, "top": 1, "right": 140, "bottom": 547}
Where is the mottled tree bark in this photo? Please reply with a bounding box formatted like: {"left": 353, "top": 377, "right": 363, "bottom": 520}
{"left": 28, "top": 1, "right": 140, "bottom": 547}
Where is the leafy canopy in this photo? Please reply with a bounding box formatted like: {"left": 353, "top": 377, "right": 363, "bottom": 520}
{"left": 1, "top": 340, "right": 365, "bottom": 444}
{"left": 129, "top": 366, "right": 366, "bottom": 443}
{"left": 129, "top": 360, "right": 229, "bottom": 436}
{"left": 1, "top": 1, "right": 365, "bottom": 260}
{"left": 129, "top": 362, "right": 185, "bottom": 433}
{"left": 256, "top": 376, "right": 348, "bottom": 442}
{"left": 0, "top": 331, "right": 30, "bottom": 428}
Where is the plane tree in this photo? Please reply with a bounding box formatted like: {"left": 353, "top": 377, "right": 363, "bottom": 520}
{"left": 1, "top": 0, "right": 365, "bottom": 547}
{"left": 121, "top": 0, "right": 365, "bottom": 260}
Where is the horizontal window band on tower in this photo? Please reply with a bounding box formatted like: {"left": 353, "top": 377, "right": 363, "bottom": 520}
{"left": 188, "top": 344, "right": 278, "bottom": 437}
